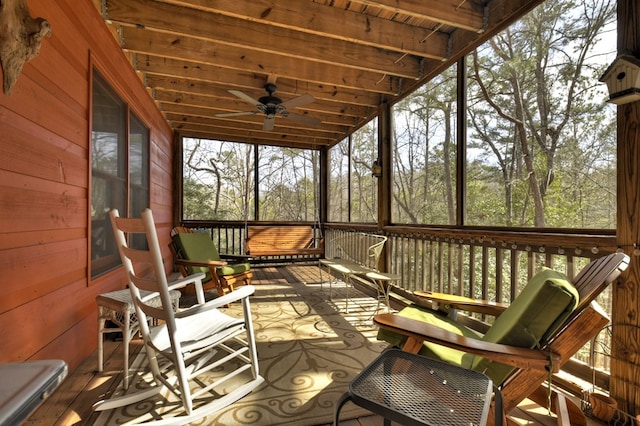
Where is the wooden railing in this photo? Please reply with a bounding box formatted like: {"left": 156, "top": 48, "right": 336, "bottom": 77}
{"left": 182, "top": 220, "right": 617, "bottom": 309}
{"left": 181, "top": 220, "right": 619, "bottom": 390}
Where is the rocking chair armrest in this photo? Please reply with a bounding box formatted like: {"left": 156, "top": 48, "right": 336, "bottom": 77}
{"left": 174, "top": 258, "right": 228, "bottom": 268}
{"left": 167, "top": 272, "right": 207, "bottom": 292}
{"left": 374, "top": 313, "right": 560, "bottom": 373}
{"left": 414, "top": 290, "right": 509, "bottom": 317}
{"left": 176, "top": 285, "right": 256, "bottom": 317}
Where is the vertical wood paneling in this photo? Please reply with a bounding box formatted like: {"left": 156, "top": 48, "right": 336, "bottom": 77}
{"left": 0, "top": 0, "right": 174, "bottom": 373}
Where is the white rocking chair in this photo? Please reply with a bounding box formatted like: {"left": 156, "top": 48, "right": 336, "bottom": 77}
{"left": 92, "top": 208, "right": 264, "bottom": 425}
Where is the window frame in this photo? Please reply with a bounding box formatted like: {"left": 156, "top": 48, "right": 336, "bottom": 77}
{"left": 89, "top": 68, "right": 150, "bottom": 279}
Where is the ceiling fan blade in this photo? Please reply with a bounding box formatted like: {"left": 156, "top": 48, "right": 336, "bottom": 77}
{"left": 229, "top": 89, "right": 263, "bottom": 107}
{"left": 281, "top": 93, "right": 315, "bottom": 110}
{"left": 215, "top": 111, "right": 256, "bottom": 117}
{"left": 286, "top": 112, "right": 321, "bottom": 126}
{"left": 263, "top": 115, "right": 275, "bottom": 131}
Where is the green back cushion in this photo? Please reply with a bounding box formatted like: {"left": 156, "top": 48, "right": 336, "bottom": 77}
{"left": 473, "top": 267, "right": 579, "bottom": 383}
{"left": 172, "top": 232, "right": 220, "bottom": 279}
{"left": 377, "top": 267, "right": 579, "bottom": 385}
{"left": 172, "top": 232, "right": 251, "bottom": 279}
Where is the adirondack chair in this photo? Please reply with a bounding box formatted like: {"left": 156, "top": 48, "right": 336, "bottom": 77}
{"left": 375, "top": 252, "right": 630, "bottom": 425}
{"left": 170, "top": 227, "right": 253, "bottom": 297}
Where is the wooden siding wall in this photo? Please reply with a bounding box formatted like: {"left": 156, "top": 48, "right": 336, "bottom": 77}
{"left": 0, "top": 0, "right": 174, "bottom": 373}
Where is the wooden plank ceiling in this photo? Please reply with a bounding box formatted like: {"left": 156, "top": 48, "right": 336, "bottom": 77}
{"left": 96, "top": 0, "right": 543, "bottom": 150}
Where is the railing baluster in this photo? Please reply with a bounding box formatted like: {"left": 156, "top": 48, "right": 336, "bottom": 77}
{"left": 457, "top": 242, "right": 464, "bottom": 296}
{"left": 482, "top": 245, "right": 489, "bottom": 301}
{"left": 510, "top": 250, "right": 518, "bottom": 301}
{"left": 469, "top": 245, "right": 476, "bottom": 298}
{"left": 495, "top": 248, "right": 503, "bottom": 303}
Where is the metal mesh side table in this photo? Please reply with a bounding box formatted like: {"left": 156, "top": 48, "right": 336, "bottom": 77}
{"left": 335, "top": 349, "right": 502, "bottom": 426}
{"left": 96, "top": 288, "right": 180, "bottom": 389}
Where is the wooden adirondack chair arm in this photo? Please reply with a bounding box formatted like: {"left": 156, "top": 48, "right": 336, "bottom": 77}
{"left": 174, "top": 258, "right": 228, "bottom": 268}
{"left": 414, "top": 291, "right": 509, "bottom": 317}
{"left": 374, "top": 314, "right": 561, "bottom": 373}
{"left": 220, "top": 253, "right": 252, "bottom": 262}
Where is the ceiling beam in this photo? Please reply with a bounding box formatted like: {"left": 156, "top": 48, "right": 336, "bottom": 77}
{"left": 119, "top": 26, "right": 402, "bottom": 95}
{"left": 175, "top": 123, "right": 332, "bottom": 147}
{"left": 156, "top": 99, "right": 365, "bottom": 128}
{"left": 166, "top": 114, "right": 339, "bottom": 142}
{"left": 156, "top": 0, "right": 451, "bottom": 59}
{"left": 106, "top": 0, "right": 424, "bottom": 78}
{"left": 351, "top": 0, "right": 486, "bottom": 32}
{"left": 144, "top": 75, "right": 379, "bottom": 118}
{"left": 135, "top": 55, "right": 385, "bottom": 106}
{"left": 142, "top": 66, "right": 382, "bottom": 108}
{"left": 160, "top": 103, "right": 351, "bottom": 135}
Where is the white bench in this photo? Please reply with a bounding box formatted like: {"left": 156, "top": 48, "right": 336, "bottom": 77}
{"left": 320, "top": 233, "right": 399, "bottom": 313}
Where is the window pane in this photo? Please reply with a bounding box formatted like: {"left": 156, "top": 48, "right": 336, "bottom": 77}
{"left": 91, "top": 72, "right": 126, "bottom": 277}
{"left": 392, "top": 65, "right": 458, "bottom": 225}
{"left": 182, "top": 138, "right": 254, "bottom": 221}
{"left": 351, "top": 119, "right": 378, "bottom": 223}
{"left": 465, "top": 1, "right": 616, "bottom": 228}
{"left": 129, "top": 111, "right": 149, "bottom": 217}
{"left": 258, "top": 146, "right": 319, "bottom": 221}
{"left": 328, "top": 138, "right": 349, "bottom": 222}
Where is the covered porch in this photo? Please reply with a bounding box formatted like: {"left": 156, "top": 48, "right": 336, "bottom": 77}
{"left": 2, "top": 0, "right": 640, "bottom": 424}
{"left": 25, "top": 264, "right": 596, "bottom": 425}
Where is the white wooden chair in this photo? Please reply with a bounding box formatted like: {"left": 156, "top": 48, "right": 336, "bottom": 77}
{"left": 92, "top": 208, "right": 263, "bottom": 424}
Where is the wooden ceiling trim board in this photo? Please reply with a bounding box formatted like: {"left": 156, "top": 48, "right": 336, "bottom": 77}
{"left": 167, "top": 119, "right": 339, "bottom": 143}
{"left": 156, "top": 0, "right": 450, "bottom": 60}
{"left": 350, "top": 0, "right": 486, "bottom": 32}
{"left": 151, "top": 87, "right": 371, "bottom": 119}
{"left": 174, "top": 123, "right": 331, "bottom": 146}
{"left": 156, "top": 99, "right": 361, "bottom": 128}
{"left": 178, "top": 130, "right": 330, "bottom": 150}
{"left": 160, "top": 104, "right": 350, "bottom": 135}
{"left": 143, "top": 73, "right": 381, "bottom": 109}
{"left": 118, "top": 26, "right": 401, "bottom": 95}
{"left": 105, "top": 0, "right": 424, "bottom": 78}
{"left": 136, "top": 56, "right": 383, "bottom": 107}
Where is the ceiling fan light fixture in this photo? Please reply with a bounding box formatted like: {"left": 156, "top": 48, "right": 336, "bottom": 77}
{"left": 258, "top": 94, "right": 282, "bottom": 106}
{"left": 220, "top": 82, "right": 319, "bottom": 130}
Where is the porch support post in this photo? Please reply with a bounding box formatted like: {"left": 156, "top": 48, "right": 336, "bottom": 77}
{"left": 172, "top": 132, "right": 183, "bottom": 227}
{"left": 612, "top": 0, "right": 640, "bottom": 414}
{"left": 377, "top": 99, "right": 392, "bottom": 272}
{"left": 377, "top": 99, "right": 392, "bottom": 229}
{"left": 319, "top": 147, "right": 328, "bottom": 225}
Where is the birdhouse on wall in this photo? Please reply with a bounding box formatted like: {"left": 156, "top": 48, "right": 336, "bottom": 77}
{"left": 600, "top": 55, "right": 640, "bottom": 105}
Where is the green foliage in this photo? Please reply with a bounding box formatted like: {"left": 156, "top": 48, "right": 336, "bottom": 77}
{"left": 182, "top": 177, "right": 219, "bottom": 220}
{"left": 392, "top": 0, "right": 616, "bottom": 229}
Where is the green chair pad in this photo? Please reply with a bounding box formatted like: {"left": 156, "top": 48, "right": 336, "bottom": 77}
{"left": 377, "top": 304, "right": 481, "bottom": 368}
{"left": 377, "top": 267, "right": 579, "bottom": 385}
{"left": 172, "top": 232, "right": 250, "bottom": 278}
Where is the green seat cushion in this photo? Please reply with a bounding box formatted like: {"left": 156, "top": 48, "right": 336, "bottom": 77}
{"left": 218, "top": 262, "right": 251, "bottom": 276}
{"left": 377, "top": 267, "right": 579, "bottom": 385}
{"left": 172, "top": 233, "right": 250, "bottom": 279}
{"left": 377, "top": 304, "right": 482, "bottom": 367}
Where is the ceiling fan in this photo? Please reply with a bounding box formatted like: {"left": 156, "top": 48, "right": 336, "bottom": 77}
{"left": 216, "top": 83, "right": 321, "bottom": 131}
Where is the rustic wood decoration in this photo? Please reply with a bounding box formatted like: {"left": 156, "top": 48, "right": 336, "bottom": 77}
{"left": 0, "top": 0, "right": 51, "bottom": 94}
